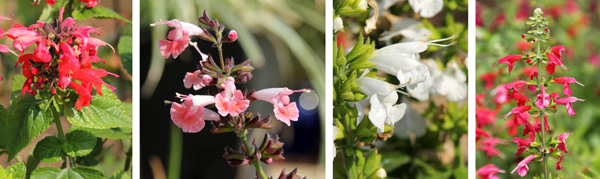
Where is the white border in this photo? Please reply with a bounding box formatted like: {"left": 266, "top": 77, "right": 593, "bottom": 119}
{"left": 325, "top": 0, "right": 333, "bottom": 178}
{"left": 132, "top": 0, "right": 140, "bottom": 177}
{"left": 468, "top": 0, "right": 476, "bottom": 178}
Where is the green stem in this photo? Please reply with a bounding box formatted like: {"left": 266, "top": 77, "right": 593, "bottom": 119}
{"left": 168, "top": 125, "right": 182, "bottom": 179}
{"left": 124, "top": 142, "right": 132, "bottom": 173}
{"left": 52, "top": 106, "right": 73, "bottom": 169}
{"left": 241, "top": 133, "right": 267, "bottom": 179}
{"left": 536, "top": 22, "right": 549, "bottom": 179}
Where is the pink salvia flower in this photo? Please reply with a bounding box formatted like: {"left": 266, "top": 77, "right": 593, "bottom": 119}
{"left": 479, "top": 138, "right": 504, "bottom": 159}
{"left": 476, "top": 128, "right": 490, "bottom": 142}
{"left": 512, "top": 137, "right": 531, "bottom": 156}
{"left": 493, "top": 55, "right": 523, "bottom": 75}
{"left": 170, "top": 94, "right": 219, "bottom": 133}
{"left": 535, "top": 85, "right": 549, "bottom": 109}
{"left": 77, "top": 0, "right": 99, "bottom": 8}
{"left": 215, "top": 78, "right": 250, "bottom": 117}
{"left": 504, "top": 80, "right": 528, "bottom": 91}
{"left": 252, "top": 88, "right": 310, "bottom": 126}
{"left": 555, "top": 97, "right": 585, "bottom": 116}
{"left": 545, "top": 45, "right": 568, "bottom": 74}
{"left": 183, "top": 70, "right": 208, "bottom": 90}
{"left": 553, "top": 77, "right": 584, "bottom": 96}
{"left": 503, "top": 105, "right": 531, "bottom": 119}
{"left": 477, "top": 164, "right": 505, "bottom": 179}
{"left": 151, "top": 19, "right": 207, "bottom": 59}
{"left": 556, "top": 132, "right": 570, "bottom": 153}
{"left": 511, "top": 155, "right": 535, "bottom": 177}
{"left": 556, "top": 156, "right": 563, "bottom": 170}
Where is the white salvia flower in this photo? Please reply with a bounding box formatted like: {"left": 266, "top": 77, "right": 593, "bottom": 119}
{"left": 355, "top": 76, "right": 397, "bottom": 96}
{"left": 374, "top": 35, "right": 455, "bottom": 55}
{"left": 333, "top": 17, "right": 344, "bottom": 33}
{"left": 358, "top": 0, "right": 369, "bottom": 10}
{"left": 379, "top": 15, "right": 431, "bottom": 42}
{"left": 409, "top": 0, "right": 444, "bottom": 18}
{"left": 431, "top": 60, "right": 467, "bottom": 102}
{"left": 369, "top": 92, "right": 406, "bottom": 133}
{"left": 407, "top": 59, "right": 440, "bottom": 101}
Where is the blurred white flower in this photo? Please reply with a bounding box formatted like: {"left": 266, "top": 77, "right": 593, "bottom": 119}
{"left": 409, "top": 0, "right": 444, "bottom": 18}
{"left": 376, "top": 167, "right": 387, "bottom": 178}
{"left": 333, "top": 16, "right": 344, "bottom": 33}
{"left": 364, "top": 0, "right": 378, "bottom": 34}
{"left": 379, "top": 15, "right": 431, "bottom": 42}
{"left": 431, "top": 60, "right": 467, "bottom": 102}
{"left": 358, "top": 0, "right": 369, "bottom": 10}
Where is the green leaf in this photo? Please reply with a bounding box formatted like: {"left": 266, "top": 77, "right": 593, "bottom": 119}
{"left": 72, "top": 6, "right": 131, "bottom": 23}
{"left": 109, "top": 170, "right": 131, "bottom": 179}
{"left": 33, "top": 136, "right": 65, "bottom": 163}
{"left": 25, "top": 154, "right": 41, "bottom": 178}
{"left": 70, "top": 127, "right": 132, "bottom": 139}
{"left": 63, "top": 130, "right": 96, "bottom": 157}
{"left": 31, "top": 167, "right": 105, "bottom": 179}
{"left": 1, "top": 162, "right": 26, "bottom": 179}
{"left": 10, "top": 75, "right": 26, "bottom": 104}
{"left": 71, "top": 167, "right": 105, "bottom": 179}
{"left": 6, "top": 78, "right": 54, "bottom": 161}
{"left": 117, "top": 36, "right": 132, "bottom": 75}
{"left": 65, "top": 86, "right": 132, "bottom": 129}
{"left": 0, "top": 105, "right": 7, "bottom": 149}
{"left": 381, "top": 152, "right": 410, "bottom": 172}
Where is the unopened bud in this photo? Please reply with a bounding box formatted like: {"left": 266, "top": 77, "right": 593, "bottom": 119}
{"left": 222, "top": 30, "right": 238, "bottom": 43}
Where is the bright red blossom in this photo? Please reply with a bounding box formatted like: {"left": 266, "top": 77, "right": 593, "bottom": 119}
{"left": 493, "top": 55, "right": 523, "bottom": 75}
{"left": 553, "top": 77, "right": 584, "bottom": 96}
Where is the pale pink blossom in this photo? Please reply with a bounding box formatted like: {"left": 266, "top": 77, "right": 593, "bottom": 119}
{"left": 183, "top": 70, "right": 211, "bottom": 90}
{"left": 511, "top": 155, "right": 535, "bottom": 177}
{"left": 252, "top": 88, "right": 310, "bottom": 126}
{"left": 215, "top": 78, "right": 249, "bottom": 116}
{"left": 151, "top": 19, "right": 207, "bottom": 59}
{"left": 170, "top": 94, "right": 218, "bottom": 133}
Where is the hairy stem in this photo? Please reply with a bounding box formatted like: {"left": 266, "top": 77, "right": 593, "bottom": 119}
{"left": 536, "top": 22, "right": 549, "bottom": 179}
{"left": 241, "top": 133, "right": 267, "bottom": 179}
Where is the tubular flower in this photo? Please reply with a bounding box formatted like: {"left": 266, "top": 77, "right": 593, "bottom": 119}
{"left": 553, "top": 77, "right": 584, "bottom": 96}
{"left": 555, "top": 97, "right": 585, "bottom": 116}
{"left": 151, "top": 19, "right": 209, "bottom": 59}
{"left": 476, "top": 128, "right": 490, "bottom": 142}
{"left": 183, "top": 70, "right": 211, "bottom": 90}
{"left": 215, "top": 78, "right": 250, "bottom": 117}
{"left": 251, "top": 88, "right": 309, "bottom": 126}
{"left": 512, "top": 137, "right": 531, "bottom": 156}
{"left": 170, "top": 94, "right": 219, "bottom": 133}
{"left": 535, "top": 85, "right": 549, "bottom": 109}
{"left": 477, "top": 164, "right": 505, "bottom": 179}
{"left": 511, "top": 155, "right": 536, "bottom": 177}
{"left": 493, "top": 55, "right": 523, "bottom": 75}
{"left": 368, "top": 91, "right": 406, "bottom": 133}
{"left": 556, "top": 156, "right": 563, "bottom": 170}
{"left": 545, "top": 45, "right": 568, "bottom": 74}
{"left": 3, "top": 7, "right": 118, "bottom": 110}
{"left": 556, "top": 132, "right": 570, "bottom": 153}
{"left": 502, "top": 105, "right": 532, "bottom": 120}
{"left": 479, "top": 137, "right": 504, "bottom": 159}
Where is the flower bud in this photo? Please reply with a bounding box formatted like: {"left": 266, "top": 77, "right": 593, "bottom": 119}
{"left": 222, "top": 30, "right": 238, "bottom": 43}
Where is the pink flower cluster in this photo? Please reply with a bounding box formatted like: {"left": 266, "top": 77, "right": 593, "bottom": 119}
{"left": 156, "top": 15, "right": 309, "bottom": 133}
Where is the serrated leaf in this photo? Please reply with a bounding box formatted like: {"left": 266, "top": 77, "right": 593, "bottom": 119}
{"left": 6, "top": 78, "right": 54, "bottom": 161}
{"left": 3, "top": 162, "right": 26, "bottom": 179}
{"left": 70, "top": 127, "right": 132, "bottom": 139}
{"left": 72, "top": 6, "right": 131, "bottom": 23}
{"left": 71, "top": 167, "right": 105, "bottom": 179}
{"left": 31, "top": 167, "right": 78, "bottom": 179}
{"left": 63, "top": 130, "right": 96, "bottom": 157}
{"left": 65, "top": 86, "right": 132, "bottom": 129}
{"left": 109, "top": 170, "right": 131, "bottom": 179}
{"left": 11, "top": 75, "right": 26, "bottom": 104}
{"left": 33, "top": 136, "right": 65, "bottom": 163}
{"left": 117, "top": 36, "right": 132, "bottom": 75}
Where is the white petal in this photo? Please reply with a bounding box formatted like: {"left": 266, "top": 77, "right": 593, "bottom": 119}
{"left": 385, "top": 103, "right": 406, "bottom": 125}
{"left": 409, "top": 0, "right": 444, "bottom": 18}
{"left": 356, "top": 77, "right": 396, "bottom": 96}
{"left": 369, "top": 95, "right": 387, "bottom": 133}
{"left": 333, "top": 17, "right": 343, "bottom": 32}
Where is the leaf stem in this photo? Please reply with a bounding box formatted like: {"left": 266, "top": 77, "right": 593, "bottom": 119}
{"left": 51, "top": 105, "right": 73, "bottom": 169}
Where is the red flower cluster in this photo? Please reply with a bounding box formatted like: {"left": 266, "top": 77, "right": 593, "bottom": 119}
{"left": 2, "top": 8, "right": 117, "bottom": 110}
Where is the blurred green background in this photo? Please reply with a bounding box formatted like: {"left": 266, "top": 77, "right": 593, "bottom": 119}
{"left": 476, "top": 0, "right": 600, "bottom": 178}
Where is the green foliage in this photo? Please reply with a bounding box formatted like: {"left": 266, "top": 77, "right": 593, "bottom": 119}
{"left": 118, "top": 36, "right": 133, "bottom": 75}
{"left": 6, "top": 77, "right": 54, "bottom": 161}
{"left": 65, "top": 86, "right": 132, "bottom": 129}
{"left": 0, "top": 162, "right": 26, "bottom": 179}
{"left": 31, "top": 167, "right": 105, "bottom": 179}
{"left": 34, "top": 136, "right": 65, "bottom": 163}
{"left": 72, "top": 6, "right": 131, "bottom": 23}
{"left": 63, "top": 130, "right": 97, "bottom": 158}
